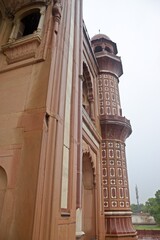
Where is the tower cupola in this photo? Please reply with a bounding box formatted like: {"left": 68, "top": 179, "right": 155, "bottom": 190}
{"left": 91, "top": 33, "right": 123, "bottom": 77}
{"left": 91, "top": 33, "right": 117, "bottom": 55}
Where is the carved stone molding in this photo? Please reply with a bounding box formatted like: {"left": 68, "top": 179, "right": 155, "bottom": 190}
{"left": 52, "top": 0, "right": 62, "bottom": 23}
{"left": 83, "top": 62, "right": 94, "bottom": 100}
{"left": 1, "top": 35, "right": 41, "bottom": 64}
{"left": 82, "top": 140, "right": 97, "bottom": 177}
{"left": 100, "top": 116, "right": 132, "bottom": 141}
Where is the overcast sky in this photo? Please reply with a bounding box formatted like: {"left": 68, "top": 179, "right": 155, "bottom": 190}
{"left": 83, "top": 0, "right": 160, "bottom": 204}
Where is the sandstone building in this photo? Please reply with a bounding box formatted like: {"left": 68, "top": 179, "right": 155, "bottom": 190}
{"left": 0, "top": 0, "right": 137, "bottom": 239}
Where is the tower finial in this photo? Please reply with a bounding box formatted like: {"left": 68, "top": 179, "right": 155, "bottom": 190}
{"left": 99, "top": 29, "right": 100, "bottom": 34}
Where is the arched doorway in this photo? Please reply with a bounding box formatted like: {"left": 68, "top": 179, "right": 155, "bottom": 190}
{"left": 82, "top": 153, "right": 96, "bottom": 240}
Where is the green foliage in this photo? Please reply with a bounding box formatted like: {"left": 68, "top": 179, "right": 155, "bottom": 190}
{"left": 131, "top": 190, "right": 160, "bottom": 226}
{"left": 131, "top": 203, "right": 145, "bottom": 213}
{"left": 134, "top": 225, "right": 160, "bottom": 230}
{"left": 144, "top": 190, "right": 160, "bottom": 226}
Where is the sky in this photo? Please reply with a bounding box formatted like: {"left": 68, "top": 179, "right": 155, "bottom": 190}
{"left": 83, "top": 0, "right": 160, "bottom": 204}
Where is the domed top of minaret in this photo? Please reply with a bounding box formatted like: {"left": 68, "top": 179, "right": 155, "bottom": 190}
{"left": 91, "top": 33, "right": 123, "bottom": 76}
{"left": 91, "top": 33, "right": 118, "bottom": 55}
{"left": 91, "top": 33, "right": 111, "bottom": 41}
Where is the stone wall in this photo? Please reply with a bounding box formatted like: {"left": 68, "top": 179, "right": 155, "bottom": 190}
{"left": 132, "top": 213, "right": 156, "bottom": 225}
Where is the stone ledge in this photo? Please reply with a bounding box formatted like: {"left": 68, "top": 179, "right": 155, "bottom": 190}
{"left": 1, "top": 34, "right": 41, "bottom": 64}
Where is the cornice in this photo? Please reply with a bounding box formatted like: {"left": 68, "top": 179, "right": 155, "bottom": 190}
{"left": 100, "top": 115, "right": 132, "bottom": 141}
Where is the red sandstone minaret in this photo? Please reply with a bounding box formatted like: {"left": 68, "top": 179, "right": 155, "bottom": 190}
{"left": 91, "top": 34, "right": 137, "bottom": 240}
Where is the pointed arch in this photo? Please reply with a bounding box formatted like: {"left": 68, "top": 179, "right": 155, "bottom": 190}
{"left": 82, "top": 149, "right": 97, "bottom": 240}
{"left": 83, "top": 62, "right": 94, "bottom": 100}
{"left": 82, "top": 62, "right": 95, "bottom": 121}
{"left": 82, "top": 146, "right": 96, "bottom": 180}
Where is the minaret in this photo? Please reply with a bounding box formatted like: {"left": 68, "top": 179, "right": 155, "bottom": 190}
{"left": 91, "top": 34, "right": 137, "bottom": 240}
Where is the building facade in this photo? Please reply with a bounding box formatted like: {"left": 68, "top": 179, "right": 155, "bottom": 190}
{"left": 0, "top": 0, "right": 137, "bottom": 240}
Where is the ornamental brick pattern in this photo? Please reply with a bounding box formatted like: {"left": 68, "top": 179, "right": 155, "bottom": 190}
{"left": 98, "top": 74, "right": 121, "bottom": 116}
{"left": 102, "top": 140, "right": 130, "bottom": 211}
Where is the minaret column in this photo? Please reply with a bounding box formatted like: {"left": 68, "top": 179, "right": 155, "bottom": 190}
{"left": 98, "top": 72, "right": 136, "bottom": 240}
{"left": 91, "top": 33, "right": 137, "bottom": 240}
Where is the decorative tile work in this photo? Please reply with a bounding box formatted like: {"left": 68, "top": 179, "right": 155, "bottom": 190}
{"left": 108, "top": 149, "right": 114, "bottom": 158}
{"left": 110, "top": 179, "right": 116, "bottom": 185}
{"left": 124, "top": 180, "right": 128, "bottom": 186}
{"left": 122, "top": 161, "right": 126, "bottom": 167}
{"left": 117, "top": 168, "right": 122, "bottom": 177}
{"left": 126, "top": 202, "right": 130, "bottom": 207}
{"left": 103, "top": 188, "right": 108, "bottom": 198}
{"left": 110, "top": 168, "right": 115, "bottom": 177}
{"left": 102, "top": 149, "right": 106, "bottom": 158}
{"left": 116, "top": 150, "right": 120, "bottom": 158}
{"left": 125, "top": 188, "right": 129, "bottom": 198}
{"left": 103, "top": 179, "right": 108, "bottom": 185}
{"left": 108, "top": 142, "right": 113, "bottom": 148}
{"left": 103, "top": 168, "right": 107, "bottom": 177}
{"left": 118, "top": 180, "right": 123, "bottom": 185}
{"left": 115, "top": 142, "right": 120, "bottom": 149}
{"left": 119, "top": 188, "right": 124, "bottom": 198}
{"left": 120, "top": 201, "right": 125, "bottom": 207}
{"left": 111, "top": 201, "right": 117, "bottom": 207}
{"left": 111, "top": 187, "right": 117, "bottom": 198}
{"left": 104, "top": 201, "right": 109, "bottom": 207}
{"left": 98, "top": 74, "right": 121, "bottom": 116}
{"left": 101, "top": 140, "right": 130, "bottom": 210}
{"left": 109, "top": 160, "right": 115, "bottom": 166}
{"left": 102, "top": 160, "right": 107, "bottom": 166}
{"left": 117, "top": 160, "right": 122, "bottom": 166}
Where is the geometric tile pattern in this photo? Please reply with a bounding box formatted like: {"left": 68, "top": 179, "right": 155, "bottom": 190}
{"left": 101, "top": 140, "right": 130, "bottom": 211}
{"left": 98, "top": 74, "right": 121, "bottom": 116}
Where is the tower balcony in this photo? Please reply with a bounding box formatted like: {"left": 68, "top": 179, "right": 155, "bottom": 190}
{"left": 100, "top": 115, "right": 132, "bottom": 141}
{"left": 96, "top": 53, "right": 123, "bottom": 77}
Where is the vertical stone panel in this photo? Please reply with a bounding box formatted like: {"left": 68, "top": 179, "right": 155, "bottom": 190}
{"left": 60, "top": 0, "right": 75, "bottom": 210}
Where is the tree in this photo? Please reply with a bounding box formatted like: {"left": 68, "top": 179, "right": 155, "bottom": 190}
{"left": 144, "top": 190, "right": 160, "bottom": 226}
{"left": 131, "top": 203, "right": 145, "bottom": 213}
{"left": 131, "top": 204, "right": 139, "bottom": 213}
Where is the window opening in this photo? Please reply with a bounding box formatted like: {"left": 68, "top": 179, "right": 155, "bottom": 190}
{"left": 94, "top": 46, "right": 102, "bottom": 53}
{"left": 17, "top": 11, "right": 40, "bottom": 38}
{"left": 82, "top": 80, "right": 90, "bottom": 115}
{"left": 105, "top": 46, "right": 112, "bottom": 53}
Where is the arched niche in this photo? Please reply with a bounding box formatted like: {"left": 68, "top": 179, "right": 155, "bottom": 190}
{"left": 82, "top": 153, "right": 94, "bottom": 190}
{"left": 82, "top": 152, "right": 96, "bottom": 240}
{"left": 82, "top": 62, "right": 95, "bottom": 122}
{"left": 0, "top": 167, "right": 7, "bottom": 219}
